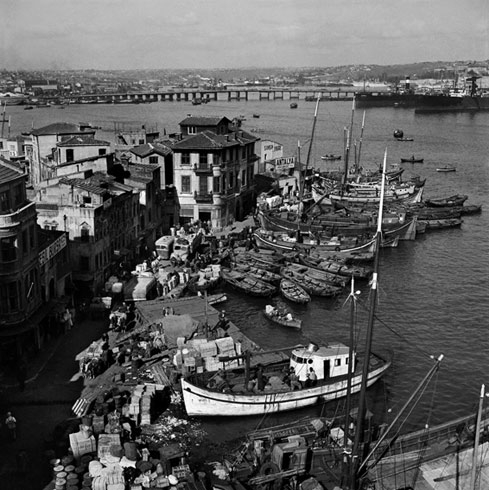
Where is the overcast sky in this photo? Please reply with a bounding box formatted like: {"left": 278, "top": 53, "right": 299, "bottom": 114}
{"left": 1, "top": 0, "right": 488, "bottom": 70}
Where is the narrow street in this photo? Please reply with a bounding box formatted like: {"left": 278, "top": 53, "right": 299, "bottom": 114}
{"left": 0, "top": 314, "right": 108, "bottom": 490}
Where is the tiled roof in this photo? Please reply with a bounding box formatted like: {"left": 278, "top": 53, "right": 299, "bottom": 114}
{"left": 59, "top": 177, "right": 110, "bottom": 195}
{"left": 31, "top": 122, "right": 92, "bottom": 136}
{"left": 57, "top": 135, "right": 110, "bottom": 147}
{"left": 179, "top": 116, "right": 231, "bottom": 127}
{"left": 0, "top": 160, "right": 24, "bottom": 183}
{"left": 130, "top": 142, "right": 172, "bottom": 158}
{"left": 171, "top": 129, "right": 259, "bottom": 151}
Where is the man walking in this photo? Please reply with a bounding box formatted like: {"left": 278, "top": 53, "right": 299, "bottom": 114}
{"left": 5, "top": 412, "right": 17, "bottom": 441}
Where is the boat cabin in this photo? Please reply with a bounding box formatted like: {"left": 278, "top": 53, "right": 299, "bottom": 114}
{"left": 289, "top": 343, "right": 353, "bottom": 382}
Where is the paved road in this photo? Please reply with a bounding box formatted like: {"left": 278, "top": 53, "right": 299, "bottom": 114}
{"left": 0, "top": 314, "right": 108, "bottom": 490}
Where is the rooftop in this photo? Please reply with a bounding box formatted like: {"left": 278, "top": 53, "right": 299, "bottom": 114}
{"left": 31, "top": 122, "right": 94, "bottom": 137}
{"left": 57, "top": 135, "right": 111, "bottom": 147}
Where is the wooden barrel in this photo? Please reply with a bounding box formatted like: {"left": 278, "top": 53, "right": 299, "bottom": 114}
{"left": 50, "top": 458, "right": 61, "bottom": 467}
{"left": 56, "top": 471, "right": 67, "bottom": 480}
{"left": 64, "top": 465, "right": 75, "bottom": 473}
{"left": 80, "top": 454, "right": 92, "bottom": 465}
{"left": 53, "top": 465, "right": 65, "bottom": 477}
{"left": 55, "top": 478, "right": 67, "bottom": 490}
{"left": 67, "top": 472, "right": 78, "bottom": 482}
{"left": 61, "top": 455, "right": 74, "bottom": 466}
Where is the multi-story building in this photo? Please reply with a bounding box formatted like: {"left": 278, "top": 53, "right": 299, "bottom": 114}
{"left": 30, "top": 122, "right": 96, "bottom": 187}
{"left": 171, "top": 116, "right": 259, "bottom": 229}
{"left": 129, "top": 141, "right": 174, "bottom": 187}
{"left": 35, "top": 174, "right": 139, "bottom": 296}
{"left": 0, "top": 161, "right": 42, "bottom": 360}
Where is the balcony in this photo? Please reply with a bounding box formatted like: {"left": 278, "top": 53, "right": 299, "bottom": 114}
{"left": 193, "top": 163, "right": 213, "bottom": 174}
{"left": 194, "top": 192, "right": 213, "bottom": 203}
{"left": 0, "top": 201, "right": 36, "bottom": 227}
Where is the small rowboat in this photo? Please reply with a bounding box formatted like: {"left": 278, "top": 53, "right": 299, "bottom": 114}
{"left": 401, "top": 156, "right": 424, "bottom": 163}
{"left": 436, "top": 166, "right": 456, "bottom": 172}
{"left": 263, "top": 305, "right": 302, "bottom": 329}
{"left": 321, "top": 154, "right": 342, "bottom": 161}
{"left": 280, "top": 279, "right": 311, "bottom": 304}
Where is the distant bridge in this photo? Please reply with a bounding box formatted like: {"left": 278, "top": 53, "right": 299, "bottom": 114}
{"left": 53, "top": 88, "right": 360, "bottom": 104}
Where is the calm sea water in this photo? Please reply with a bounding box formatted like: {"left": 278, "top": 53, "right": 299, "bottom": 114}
{"left": 6, "top": 99, "right": 489, "bottom": 440}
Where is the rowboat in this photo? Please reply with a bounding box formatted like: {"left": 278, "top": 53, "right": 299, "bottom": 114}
{"left": 297, "top": 252, "right": 372, "bottom": 279}
{"left": 279, "top": 278, "right": 311, "bottom": 304}
{"left": 222, "top": 269, "right": 277, "bottom": 297}
{"left": 233, "top": 264, "right": 282, "bottom": 284}
{"left": 263, "top": 305, "right": 302, "bottom": 329}
{"left": 436, "top": 165, "right": 456, "bottom": 172}
{"left": 321, "top": 154, "right": 341, "bottom": 161}
{"left": 281, "top": 262, "right": 347, "bottom": 287}
{"left": 400, "top": 156, "right": 424, "bottom": 163}
{"left": 425, "top": 194, "right": 468, "bottom": 207}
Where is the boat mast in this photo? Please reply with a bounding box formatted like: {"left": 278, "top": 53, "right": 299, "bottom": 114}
{"left": 296, "top": 96, "right": 320, "bottom": 241}
{"left": 470, "top": 383, "right": 485, "bottom": 490}
{"left": 342, "top": 279, "right": 360, "bottom": 484}
{"left": 356, "top": 111, "right": 366, "bottom": 178}
{"left": 1, "top": 101, "right": 6, "bottom": 139}
{"left": 342, "top": 97, "right": 355, "bottom": 185}
{"left": 349, "top": 149, "right": 387, "bottom": 490}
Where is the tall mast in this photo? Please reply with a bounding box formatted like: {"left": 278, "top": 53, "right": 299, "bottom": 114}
{"left": 350, "top": 149, "right": 387, "bottom": 489}
{"left": 342, "top": 97, "right": 355, "bottom": 185}
{"left": 296, "top": 97, "right": 320, "bottom": 241}
{"left": 470, "top": 383, "right": 485, "bottom": 490}
{"left": 356, "top": 111, "right": 366, "bottom": 176}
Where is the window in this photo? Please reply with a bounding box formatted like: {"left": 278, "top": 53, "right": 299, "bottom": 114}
{"left": 66, "top": 149, "right": 74, "bottom": 161}
{"left": 188, "top": 126, "right": 196, "bottom": 135}
{"left": 7, "top": 282, "right": 18, "bottom": 310}
{"left": 149, "top": 156, "right": 158, "bottom": 164}
{"left": 199, "top": 177, "right": 208, "bottom": 195}
{"left": 213, "top": 176, "right": 220, "bottom": 194}
{"left": 1, "top": 237, "right": 17, "bottom": 262}
{"left": 199, "top": 153, "right": 207, "bottom": 166}
{"left": 334, "top": 359, "right": 341, "bottom": 367}
{"left": 13, "top": 185, "right": 23, "bottom": 207}
{"left": 83, "top": 196, "right": 92, "bottom": 204}
{"left": 0, "top": 190, "right": 10, "bottom": 212}
{"left": 98, "top": 148, "right": 107, "bottom": 156}
{"left": 229, "top": 171, "right": 234, "bottom": 188}
{"left": 181, "top": 175, "right": 191, "bottom": 193}
{"left": 80, "top": 256, "right": 90, "bottom": 271}
{"left": 241, "top": 169, "right": 246, "bottom": 186}
{"left": 139, "top": 139, "right": 145, "bottom": 144}
{"left": 22, "top": 230, "right": 28, "bottom": 255}
{"left": 181, "top": 152, "right": 190, "bottom": 165}
{"left": 81, "top": 227, "right": 90, "bottom": 242}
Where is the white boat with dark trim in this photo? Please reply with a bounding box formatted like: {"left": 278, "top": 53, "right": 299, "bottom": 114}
{"left": 180, "top": 342, "right": 390, "bottom": 417}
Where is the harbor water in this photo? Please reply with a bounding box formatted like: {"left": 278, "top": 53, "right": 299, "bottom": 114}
{"left": 6, "top": 99, "right": 489, "bottom": 441}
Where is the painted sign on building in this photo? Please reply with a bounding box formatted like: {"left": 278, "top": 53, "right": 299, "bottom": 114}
{"left": 39, "top": 233, "right": 67, "bottom": 266}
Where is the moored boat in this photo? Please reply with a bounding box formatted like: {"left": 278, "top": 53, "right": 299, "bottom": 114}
{"left": 279, "top": 278, "right": 311, "bottom": 304}
{"left": 436, "top": 165, "right": 456, "bottom": 172}
{"left": 425, "top": 194, "right": 468, "bottom": 207}
{"left": 222, "top": 269, "right": 277, "bottom": 297}
{"left": 181, "top": 342, "right": 390, "bottom": 417}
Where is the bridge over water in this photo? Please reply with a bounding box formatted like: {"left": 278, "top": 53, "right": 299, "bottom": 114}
{"left": 63, "top": 88, "right": 360, "bottom": 104}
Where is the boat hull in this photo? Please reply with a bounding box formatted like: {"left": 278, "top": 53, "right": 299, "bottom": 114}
{"left": 181, "top": 357, "right": 390, "bottom": 417}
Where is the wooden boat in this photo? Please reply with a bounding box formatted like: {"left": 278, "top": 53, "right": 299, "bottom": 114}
{"left": 290, "top": 102, "right": 298, "bottom": 109}
{"left": 180, "top": 342, "right": 390, "bottom": 416}
{"left": 263, "top": 305, "right": 302, "bottom": 329}
{"left": 222, "top": 269, "right": 277, "bottom": 297}
{"left": 298, "top": 252, "right": 372, "bottom": 279}
{"left": 233, "top": 264, "right": 282, "bottom": 284}
{"left": 400, "top": 156, "right": 424, "bottom": 163}
{"left": 321, "top": 154, "right": 341, "bottom": 161}
{"left": 252, "top": 114, "right": 260, "bottom": 118}
{"left": 436, "top": 165, "right": 456, "bottom": 172}
{"left": 425, "top": 194, "right": 468, "bottom": 207}
{"left": 421, "top": 217, "right": 463, "bottom": 230}
{"left": 395, "top": 137, "right": 414, "bottom": 141}
{"left": 281, "top": 262, "right": 347, "bottom": 287}
{"left": 460, "top": 204, "right": 482, "bottom": 215}
{"left": 279, "top": 278, "right": 310, "bottom": 304}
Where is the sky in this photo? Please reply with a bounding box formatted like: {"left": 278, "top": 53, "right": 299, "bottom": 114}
{"left": 1, "top": 0, "right": 489, "bottom": 70}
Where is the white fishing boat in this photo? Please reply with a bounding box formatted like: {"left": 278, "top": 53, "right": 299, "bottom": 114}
{"left": 180, "top": 342, "right": 390, "bottom": 417}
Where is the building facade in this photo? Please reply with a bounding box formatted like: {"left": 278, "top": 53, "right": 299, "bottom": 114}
{"left": 171, "top": 116, "right": 259, "bottom": 229}
{"left": 0, "top": 162, "right": 42, "bottom": 361}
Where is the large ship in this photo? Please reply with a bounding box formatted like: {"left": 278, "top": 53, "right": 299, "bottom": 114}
{"left": 356, "top": 75, "right": 489, "bottom": 113}
{"left": 0, "top": 92, "right": 28, "bottom": 106}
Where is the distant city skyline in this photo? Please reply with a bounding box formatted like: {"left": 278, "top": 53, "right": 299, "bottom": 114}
{"left": 1, "top": 0, "right": 488, "bottom": 71}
